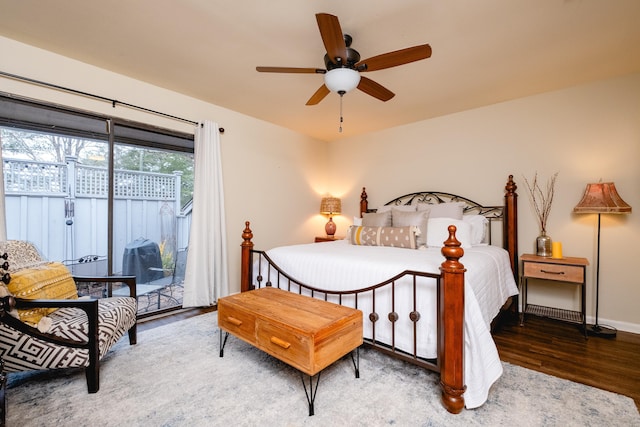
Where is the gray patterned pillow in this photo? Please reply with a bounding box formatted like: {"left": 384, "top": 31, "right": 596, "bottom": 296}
{"left": 349, "top": 226, "right": 418, "bottom": 249}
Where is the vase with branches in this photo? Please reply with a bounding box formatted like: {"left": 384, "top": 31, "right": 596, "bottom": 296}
{"left": 523, "top": 172, "right": 558, "bottom": 256}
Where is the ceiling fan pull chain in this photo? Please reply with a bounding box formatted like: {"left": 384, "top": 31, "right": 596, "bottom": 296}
{"left": 339, "top": 92, "right": 344, "bottom": 133}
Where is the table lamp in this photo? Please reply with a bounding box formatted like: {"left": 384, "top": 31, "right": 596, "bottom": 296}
{"left": 320, "top": 197, "right": 341, "bottom": 237}
{"left": 573, "top": 182, "right": 631, "bottom": 337}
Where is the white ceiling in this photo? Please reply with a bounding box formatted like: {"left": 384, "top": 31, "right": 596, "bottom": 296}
{"left": 1, "top": 0, "right": 639, "bottom": 142}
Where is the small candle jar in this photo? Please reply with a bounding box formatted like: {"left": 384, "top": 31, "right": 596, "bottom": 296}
{"left": 551, "top": 241, "right": 563, "bottom": 259}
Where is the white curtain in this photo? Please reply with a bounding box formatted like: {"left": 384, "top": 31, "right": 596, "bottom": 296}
{"left": 182, "top": 120, "right": 229, "bottom": 306}
{"left": 0, "top": 143, "right": 7, "bottom": 241}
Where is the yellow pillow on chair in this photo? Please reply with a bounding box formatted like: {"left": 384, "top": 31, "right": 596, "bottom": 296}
{"left": 7, "top": 262, "right": 78, "bottom": 327}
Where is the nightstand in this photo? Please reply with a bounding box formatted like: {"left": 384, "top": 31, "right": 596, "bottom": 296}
{"left": 314, "top": 236, "right": 343, "bottom": 242}
{"left": 520, "top": 254, "right": 589, "bottom": 337}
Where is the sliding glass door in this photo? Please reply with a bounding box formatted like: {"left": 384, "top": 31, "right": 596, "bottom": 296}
{"left": 1, "top": 95, "right": 194, "bottom": 317}
{"left": 112, "top": 139, "right": 193, "bottom": 314}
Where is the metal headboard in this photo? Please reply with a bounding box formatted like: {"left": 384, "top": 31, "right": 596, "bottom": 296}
{"left": 368, "top": 191, "right": 504, "bottom": 245}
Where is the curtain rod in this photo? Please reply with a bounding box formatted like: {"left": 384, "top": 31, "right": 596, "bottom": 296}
{"left": 0, "top": 70, "right": 224, "bottom": 133}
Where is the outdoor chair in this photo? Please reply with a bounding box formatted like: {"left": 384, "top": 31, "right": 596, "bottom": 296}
{"left": 149, "top": 247, "right": 187, "bottom": 306}
{"left": 114, "top": 245, "right": 187, "bottom": 313}
{"left": 0, "top": 240, "right": 137, "bottom": 393}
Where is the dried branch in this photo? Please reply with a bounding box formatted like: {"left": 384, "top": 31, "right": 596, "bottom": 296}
{"left": 523, "top": 172, "right": 558, "bottom": 233}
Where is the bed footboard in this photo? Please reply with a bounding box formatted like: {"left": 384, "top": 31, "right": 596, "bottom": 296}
{"left": 240, "top": 221, "right": 466, "bottom": 414}
{"left": 438, "top": 225, "right": 466, "bottom": 413}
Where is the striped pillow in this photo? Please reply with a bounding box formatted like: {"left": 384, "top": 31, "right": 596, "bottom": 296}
{"left": 349, "top": 226, "right": 419, "bottom": 249}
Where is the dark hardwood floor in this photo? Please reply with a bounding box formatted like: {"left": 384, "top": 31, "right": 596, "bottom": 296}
{"left": 493, "top": 314, "right": 640, "bottom": 411}
{"left": 140, "top": 308, "right": 640, "bottom": 411}
{"left": 137, "top": 306, "right": 216, "bottom": 332}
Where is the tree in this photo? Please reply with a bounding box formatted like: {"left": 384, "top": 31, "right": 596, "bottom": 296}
{"left": 1, "top": 128, "right": 107, "bottom": 165}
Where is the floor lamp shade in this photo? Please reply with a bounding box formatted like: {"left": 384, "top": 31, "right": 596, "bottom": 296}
{"left": 573, "top": 182, "right": 631, "bottom": 215}
{"left": 320, "top": 197, "right": 341, "bottom": 236}
{"left": 573, "top": 182, "right": 631, "bottom": 337}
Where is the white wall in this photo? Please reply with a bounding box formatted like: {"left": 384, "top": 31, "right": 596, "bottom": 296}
{"left": 329, "top": 73, "right": 640, "bottom": 332}
{"left": 0, "top": 36, "right": 329, "bottom": 295}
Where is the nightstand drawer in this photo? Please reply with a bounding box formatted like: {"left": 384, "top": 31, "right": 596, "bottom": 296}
{"left": 523, "top": 262, "right": 584, "bottom": 283}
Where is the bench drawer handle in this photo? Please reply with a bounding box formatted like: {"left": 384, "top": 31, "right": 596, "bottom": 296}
{"left": 270, "top": 336, "right": 291, "bottom": 349}
{"left": 226, "top": 316, "right": 243, "bottom": 327}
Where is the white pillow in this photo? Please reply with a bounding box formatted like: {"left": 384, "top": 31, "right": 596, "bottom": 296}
{"left": 416, "top": 202, "right": 465, "bottom": 220}
{"left": 353, "top": 216, "right": 362, "bottom": 226}
{"left": 426, "top": 218, "right": 472, "bottom": 249}
{"left": 463, "top": 214, "right": 488, "bottom": 245}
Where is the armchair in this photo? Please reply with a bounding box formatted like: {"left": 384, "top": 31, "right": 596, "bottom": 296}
{"left": 0, "top": 240, "right": 137, "bottom": 393}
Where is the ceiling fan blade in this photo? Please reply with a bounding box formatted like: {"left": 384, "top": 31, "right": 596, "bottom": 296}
{"left": 356, "top": 44, "right": 432, "bottom": 72}
{"left": 306, "top": 84, "right": 330, "bottom": 105}
{"left": 357, "top": 76, "right": 395, "bottom": 102}
{"left": 256, "top": 66, "right": 326, "bottom": 74}
{"left": 316, "top": 13, "right": 347, "bottom": 65}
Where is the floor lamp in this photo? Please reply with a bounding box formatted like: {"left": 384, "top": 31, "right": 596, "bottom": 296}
{"left": 573, "top": 182, "right": 632, "bottom": 337}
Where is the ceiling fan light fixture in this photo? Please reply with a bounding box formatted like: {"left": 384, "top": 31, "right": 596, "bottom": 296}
{"left": 324, "top": 68, "right": 361, "bottom": 94}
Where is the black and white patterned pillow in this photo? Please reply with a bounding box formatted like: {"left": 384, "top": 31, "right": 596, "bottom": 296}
{"left": 0, "top": 240, "right": 48, "bottom": 272}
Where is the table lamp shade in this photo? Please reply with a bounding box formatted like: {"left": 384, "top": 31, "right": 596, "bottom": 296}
{"left": 320, "top": 197, "right": 342, "bottom": 215}
{"left": 573, "top": 182, "right": 631, "bottom": 214}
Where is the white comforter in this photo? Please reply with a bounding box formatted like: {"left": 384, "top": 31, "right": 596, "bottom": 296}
{"left": 260, "top": 240, "right": 518, "bottom": 409}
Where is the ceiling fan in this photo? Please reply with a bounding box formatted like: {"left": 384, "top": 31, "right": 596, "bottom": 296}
{"left": 256, "top": 13, "right": 432, "bottom": 106}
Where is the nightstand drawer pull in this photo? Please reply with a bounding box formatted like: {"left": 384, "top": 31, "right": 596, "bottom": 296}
{"left": 270, "top": 336, "right": 291, "bottom": 349}
{"left": 540, "top": 269, "right": 564, "bottom": 275}
{"left": 226, "top": 316, "right": 243, "bottom": 327}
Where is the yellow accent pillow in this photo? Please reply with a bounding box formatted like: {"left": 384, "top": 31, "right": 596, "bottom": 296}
{"left": 7, "top": 262, "right": 78, "bottom": 326}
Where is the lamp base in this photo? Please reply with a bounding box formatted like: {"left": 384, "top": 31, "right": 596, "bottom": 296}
{"left": 586, "top": 323, "right": 617, "bottom": 338}
{"left": 325, "top": 217, "right": 336, "bottom": 236}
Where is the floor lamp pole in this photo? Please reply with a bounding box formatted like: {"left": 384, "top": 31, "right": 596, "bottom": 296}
{"left": 588, "top": 213, "right": 616, "bottom": 337}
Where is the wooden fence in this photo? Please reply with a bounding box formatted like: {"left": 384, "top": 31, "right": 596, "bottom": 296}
{"left": 3, "top": 157, "right": 191, "bottom": 274}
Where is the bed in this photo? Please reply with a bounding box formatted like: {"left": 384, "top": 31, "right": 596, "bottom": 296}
{"left": 239, "top": 175, "right": 519, "bottom": 414}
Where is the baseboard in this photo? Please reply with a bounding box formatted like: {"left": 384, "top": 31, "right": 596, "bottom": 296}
{"left": 585, "top": 315, "right": 640, "bottom": 335}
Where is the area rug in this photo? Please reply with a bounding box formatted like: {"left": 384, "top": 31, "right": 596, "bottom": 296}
{"left": 7, "top": 311, "right": 639, "bottom": 426}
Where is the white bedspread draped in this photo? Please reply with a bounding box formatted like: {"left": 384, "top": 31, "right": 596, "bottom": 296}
{"left": 259, "top": 240, "right": 518, "bottom": 409}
